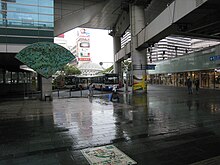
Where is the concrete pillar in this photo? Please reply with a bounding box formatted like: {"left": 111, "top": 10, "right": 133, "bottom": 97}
{"left": 130, "top": 4, "right": 146, "bottom": 93}
{"left": 41, "top": 77, "right": 53, "bottom": 101}
{"left": 113, "top": 36, "right": 123, "bottom": 87}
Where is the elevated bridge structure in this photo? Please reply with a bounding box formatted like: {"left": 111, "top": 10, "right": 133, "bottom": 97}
{"left": 54, "top": 0, "right": 220, "bottom": 92}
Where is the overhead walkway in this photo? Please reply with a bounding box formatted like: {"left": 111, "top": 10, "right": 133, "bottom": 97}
{"left": 1, "top": 85, "right": 220, "bottom": 164}
{"left": 115, "top": 0, "right": 220, "bottom": 62}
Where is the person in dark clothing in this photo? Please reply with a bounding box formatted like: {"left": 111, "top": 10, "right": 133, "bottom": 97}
{"left": 194, "top": 78, "right": 199, "bottom": 94}
{"left": 186, "top": 78, "right": 193, "bottom": 94}
{"left": 110, "top": 85, "right": 119, "bottom": 102}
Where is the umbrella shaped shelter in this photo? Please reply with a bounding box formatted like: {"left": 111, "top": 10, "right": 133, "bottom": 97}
{"left": 15, "top": 42, "right": 75, "bottom": 78}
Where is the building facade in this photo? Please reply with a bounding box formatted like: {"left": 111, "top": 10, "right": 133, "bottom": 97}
{"left": 74, "top": 28, "right": 91, "bottom": 66}
{"left": 0, "top": 0, "right": 54, "bottom": 96}
{"left": 120, "top": 31, "right": 192, "bottom": 63}
{"left": 147, "top": 36, "right": 192, "bottom": 63}
{"left": 148, "top": 44, "right": 220, "bottom": 89}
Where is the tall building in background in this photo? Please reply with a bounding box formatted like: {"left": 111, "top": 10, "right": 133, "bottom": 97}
{"left": 0, "top": 0, "right": 54, "bottom": 50}
{"left": 70, "top": 28, "right": 104, "bottom": 76}
{"left": 54, "top": 34, "right": 68, "bottom": 49}
{"left": 74, "top": 28, "right": 91, "bottom": 66}
{"left": 0, "top": 0, "right": 54, "bottom": 95}
{"left": 120, "top": 31, "right": 192, "bottom": 63}
{"left": 147, "top": 36, "right": 192, "bottom": 63}
{"left": 191, "top": 39, "right": 220, "bottom": 50}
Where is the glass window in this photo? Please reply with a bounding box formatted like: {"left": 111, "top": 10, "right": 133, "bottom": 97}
{"left": 39, "top": 0, "right": 54, "bottom": 7}
{"left": 7, "top": 11, "right": 37, "bottom": 22}
{"left": 11, "top": 72, "right": 17, "bottom": 83}
{"left": 39, "top": 7, "right": 53, "bottom": 15}
{"left": 5, "top": 71, "right": 11, "bottom": 84}
{"left": 38, "top": 21, "right": 53, "bottom": 28}
{"left": 0, "top": 71, "right": 3, "bottom": 84}
{"left": 7, "top": 3, "right": 38, "bottom": 13}
{"left": 19, "top": 72, "right": 24, "bottom": 83}
{"left": 15, "top": 0, "right": 38, "bottom": 6}
{"left": 39, "top": 14, "right": 53, "bottom": 22}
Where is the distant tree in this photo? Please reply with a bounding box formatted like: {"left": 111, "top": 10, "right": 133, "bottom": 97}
{"left": 63, "top": 65, "right": 81, "bottom": 75}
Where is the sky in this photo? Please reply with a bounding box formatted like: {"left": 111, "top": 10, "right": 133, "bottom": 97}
{"left": 64, "top": 28, "right": 114, "bottom": 69}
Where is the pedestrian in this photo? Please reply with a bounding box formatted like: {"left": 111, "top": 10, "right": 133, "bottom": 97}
{"left": 186, "top": 78, "right": 193, "bottom": 94}
{"left": 194, "top": 78, "right": 199, "bottom": 94}
{"left": 110, "top": 85, "right": 119, "bottom": 102}
{"left": 88, "top": 83, "right": 93, "bottom": 97}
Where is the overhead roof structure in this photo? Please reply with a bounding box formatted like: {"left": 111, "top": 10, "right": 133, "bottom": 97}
{"left": 55, "top": 0, "right": 220, "bottom": 41}
{"left": 54, "top": 0, "right": 159, "bottom": 36}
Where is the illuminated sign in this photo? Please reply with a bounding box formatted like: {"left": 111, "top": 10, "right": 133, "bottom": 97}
{"left": 146, "top": 64, "right": 156, "bottom": 70}
{"left": 210, "top": 55, "right": 220, "bottom": 61}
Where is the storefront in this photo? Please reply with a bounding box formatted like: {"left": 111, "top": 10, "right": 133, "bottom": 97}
{"left": 147, "top": 45, "right": 220, "bottom": 90}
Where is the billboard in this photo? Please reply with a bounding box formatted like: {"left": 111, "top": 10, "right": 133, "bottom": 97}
{"left": 76, "top": 28, "right": 91, "bottom": 62}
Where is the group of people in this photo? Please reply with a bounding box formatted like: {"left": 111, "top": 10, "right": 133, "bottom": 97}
{"left": 186, "top": 78, "right": 199, "bottom": 94}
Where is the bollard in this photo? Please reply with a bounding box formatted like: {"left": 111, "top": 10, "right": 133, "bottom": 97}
{"left": 80, "top": 85, "right": 82, "bottom": 97}
{"left": 80, "top": 89, "right": 82, "bottom": 97}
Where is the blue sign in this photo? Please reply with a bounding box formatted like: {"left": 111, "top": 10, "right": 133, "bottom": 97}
{"left": 210, "top": 55, "right": 220, "bottom": 61}
{"left": 146, "top": 64, "right": 156, "bottom": 70}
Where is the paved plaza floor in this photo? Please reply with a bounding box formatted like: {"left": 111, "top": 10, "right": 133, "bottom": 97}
{"left": 1, "top": 85, "right": 220, "bottom": 164}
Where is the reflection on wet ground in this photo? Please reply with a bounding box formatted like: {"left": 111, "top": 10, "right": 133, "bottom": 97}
{"left": 1, "top": 85, "right": 220, "bottom": 164}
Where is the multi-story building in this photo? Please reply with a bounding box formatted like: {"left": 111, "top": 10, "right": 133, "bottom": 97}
{"left": 54, "top": 34, "right": 69, "bottom": 49}
{"left": 191, "top": 39, "right": 220, "bottom": 50}
{"left": 147, "top": 36, "right": 192, "bottom": 63}
{"left": 0, "top": 0, "right": 54, "bottom": 95}
{"left": 120, "top": 31, "right": 192, "bottom": 63}
{"left": 75, "top": 28, "right": 91, "bottom": 66}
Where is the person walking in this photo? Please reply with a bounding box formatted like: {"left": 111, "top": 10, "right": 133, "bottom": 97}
{"left": 194, "top": 78, "right": 199, "bottom": 94}
{"left": 88, "top": 83, "right": 93, "bottom": 97}
{"left": 110, "top": 85, "right": 119, "bottom": 102}
{"left": 186, "top": 78, "right": 193, "bottom": 94}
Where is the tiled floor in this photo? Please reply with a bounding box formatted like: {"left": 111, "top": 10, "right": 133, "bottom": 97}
{"left": 1, "top": 85, "right": 220, "bottom": 164}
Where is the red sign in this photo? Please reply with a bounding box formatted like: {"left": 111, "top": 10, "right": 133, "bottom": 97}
{"left": 58, "top": 34, "right": 64, "bottom": 38}
{"left": 78, "top": 58, "right": 91, "bottom": 61}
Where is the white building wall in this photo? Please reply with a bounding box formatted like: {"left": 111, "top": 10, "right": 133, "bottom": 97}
{"left": 147, "top": 36, "right": 192, "bottom": 63}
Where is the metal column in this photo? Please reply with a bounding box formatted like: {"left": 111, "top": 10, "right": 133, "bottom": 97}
{"left": 113, "top": 36, "right": 123, "bottom": 87}
{"left": 130, "top": 4, "right": 146, "bottom": 93}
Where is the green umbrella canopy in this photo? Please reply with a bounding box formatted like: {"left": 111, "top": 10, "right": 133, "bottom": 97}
{"left": 16, "top": 42, "right": 75, "bottom": 78}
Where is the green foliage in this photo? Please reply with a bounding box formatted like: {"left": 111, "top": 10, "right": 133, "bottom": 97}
{"left": 63, "top": 65, "right": 81, "bottom": 75}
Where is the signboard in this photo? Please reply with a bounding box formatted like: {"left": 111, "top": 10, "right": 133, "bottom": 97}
{"left": 78, "top": 58, "right": 91, "bottom": 61}
{"left": 210, "top": 55, "right": 220, "bottom": 61}
{"left": 77, "top": 28, "right": 91, "bottom": 62}
{"left": 146, "top": 64, "right": 156, "bottom": 70}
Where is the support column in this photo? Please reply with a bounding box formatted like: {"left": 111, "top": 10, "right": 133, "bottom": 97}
{"left": 113, "top": 36, "right": 123, "bottom": 87}
{"left": 130, "top": 4, "right": 146, "bottom": 93}
{"left": 41, "top": 77, "right": 53, "bottom": 101}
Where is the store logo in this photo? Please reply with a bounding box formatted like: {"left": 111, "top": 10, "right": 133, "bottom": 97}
{"left": 210, "top": 55, "right": 220, "bottom": 61}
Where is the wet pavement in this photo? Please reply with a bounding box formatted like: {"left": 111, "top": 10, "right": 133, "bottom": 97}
{"left": 1, "top": 85, "right": 220, "bottom": 164}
